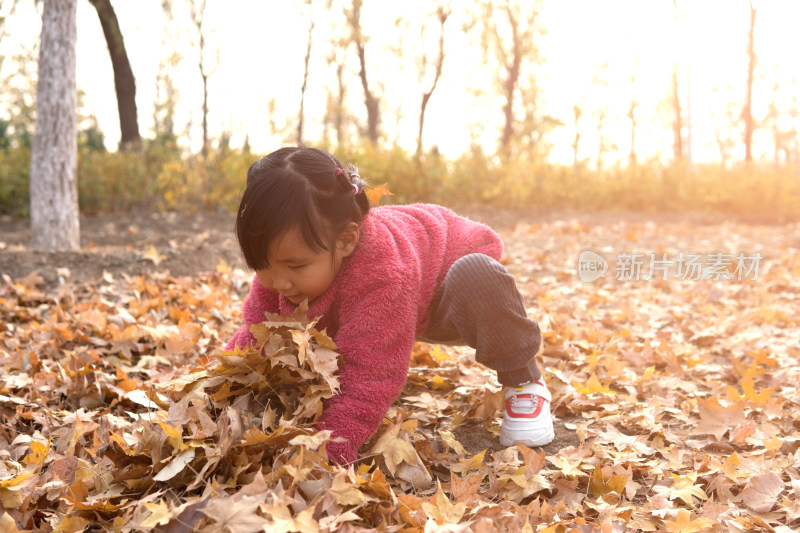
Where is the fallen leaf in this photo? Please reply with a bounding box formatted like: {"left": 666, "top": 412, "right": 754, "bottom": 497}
{"left": 741, "top": 473, "right": 784, "bottom": 513}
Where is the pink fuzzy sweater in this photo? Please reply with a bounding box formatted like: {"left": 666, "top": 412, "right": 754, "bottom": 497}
{"left": 225, "top": 204, "right": 503, "bottom": 463}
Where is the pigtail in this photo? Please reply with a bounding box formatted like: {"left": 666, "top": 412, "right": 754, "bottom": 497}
{"left": 349, "top": 168, "right": 370, "bottom": 216}
{"left": 335, "top": 165, "right": 371, "bottom": 220}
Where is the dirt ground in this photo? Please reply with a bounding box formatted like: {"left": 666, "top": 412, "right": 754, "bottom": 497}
{"left": 0, "top": 206, "right": 784, "bottom": 286}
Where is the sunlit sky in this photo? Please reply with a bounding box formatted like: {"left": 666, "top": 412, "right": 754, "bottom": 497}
{"left": 2, "top": 0, "right": 799, "bottom": 165}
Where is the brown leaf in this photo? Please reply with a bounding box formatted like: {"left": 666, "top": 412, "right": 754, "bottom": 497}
{"left": 741, "top": 473, "right": 784, "bottom": 512}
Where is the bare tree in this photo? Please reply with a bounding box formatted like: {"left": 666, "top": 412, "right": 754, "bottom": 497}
{"left": 743, "top": 0, "right": 757, "bottom": 163}
{"left": 572, "top": 104, "right": 582, "bottom": 170}
{"left": 320, "top": 1, "right": 349, "bottom": 147}
{"left": 30, "top": 0, "right": 79, "bottom": 251}
{"left": 711, "top": 85, "right": 738, "bottom": 167}
{"left": 670, "top": 0, "right": 683, "bottom": 162}
{"left": 628, "top": 56, "right": 639, "bottom": 166}
{"left": 297, "top": 0, "right": 314, "bottom": 145}
{"left": 479, "top": 0, "right": 543, "bottom": 160}
{"left": 416, "top": 5, "right": 449, "bottom": 159}
{"left": 88, "top": 0, "right": 140, "bottom": 150}
{"left": 189, "top": 0, "right": 217, "bottom": 158}
{"left": 347, "top": 0, "right": 379, "bottom": 144}
{"left": 323, "top": 47, "right": 348, "bottom": 147}
{"left": 589, "top": 62, "right": 613, "bottom": 171}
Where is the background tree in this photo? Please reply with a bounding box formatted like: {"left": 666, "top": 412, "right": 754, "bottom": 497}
{"left": 30, "top": 0, "right": 80, "bottom": 251}
{"left": 670, "top": 0, "right": 683, "bottom": 162}
{"left": 321, "top": 0, "right": 350, "bottom": 148}
{"left": 571, "top": 104, "right": 583, "bottom": 170}
{"left": 743, "top": 0, "right": 756, "bottom": 163}
{"left": 297, "top": 0, "right": 314, "bottom": 145}
{"left": 589, "top": 62, "right": 614, "bottom": 171}
{"left": 416, "top": 5, "right": 449, "bottom": 160}
{"left": 627, "top": 55, "right": 639, "bottom": 166}
{"left": 479, "top": 0, "right": 544, "bottom": 160}
{"left": 189, "top": 0, "right": 218, "bottom": 158}
{"left": 88, "top": 0, "right": 140, "bottom": 150}
{"left": 347, "top": 0, "right": 380, "bottom": 144}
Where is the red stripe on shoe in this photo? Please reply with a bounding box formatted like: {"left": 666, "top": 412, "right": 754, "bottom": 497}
{"left": 505, "top": 394, "right": 545, "bottom": 419}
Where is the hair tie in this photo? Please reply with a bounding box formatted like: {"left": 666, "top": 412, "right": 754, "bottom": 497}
{"left": 352, "top": 183, "right": 359, "bottom": 194}
{"left": 336, "top": 168, "right": 343, "bottom": 175}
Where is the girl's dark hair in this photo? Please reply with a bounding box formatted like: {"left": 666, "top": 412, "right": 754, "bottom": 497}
{"left": 235, "top": 146, "right": 371, "bottom": 270}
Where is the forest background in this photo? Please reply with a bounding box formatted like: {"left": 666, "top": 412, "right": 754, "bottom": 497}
{"left": 1, "top": 0, "right": 799, "bottom": 220}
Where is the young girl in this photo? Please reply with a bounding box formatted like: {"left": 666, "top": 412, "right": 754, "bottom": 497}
{"left": 225, "top": 146, "right": 554, "bottom": 464}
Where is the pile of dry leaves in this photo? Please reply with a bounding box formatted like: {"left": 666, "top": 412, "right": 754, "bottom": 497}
{"left": 2, "top": 215, "right": 800, "bottom": 532}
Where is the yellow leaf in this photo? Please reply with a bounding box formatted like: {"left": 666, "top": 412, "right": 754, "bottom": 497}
{"left": 370, "top": 431, "right": 419, "bottom": 476}
{"left": 140, "top": 501, "right": 174, "bottom": 529}
{"left": 717, "top": 452, "right": 746, "bottom": 482}
{"left": 438, "top": 430, "right": 467, "bottom": 455}
{"left": 0, "top": 513, "right": 20, "bottom": 533}
{"left": 159, "top": 421, "right": 186, "bottom": 452}
{"left": 663, "top": 509, "right": 715, "bottom": 533}
{"left": 573, "top": 373, "right": 613, "bottom": 394}
{"left": 329, "top": 472, "right": 368, "bottom": 505}
{"left": 23, "top": 439, "right": 50, "bottom": 467}
{"left": 140, "top": 245, "right": 166, "bottom": 266}
{"left": 421, "top": 481, "right": 466, "bottom": 525}
{"left": 365, "top": 183, "right": 393, "bottom": 205}
{"left": 669, "top": 472, "right": 708, "bottom": 505}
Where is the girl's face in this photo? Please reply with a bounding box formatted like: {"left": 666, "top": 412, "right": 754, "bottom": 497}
{"left": 255, "top": 224, "right": 359, "bottom": 305}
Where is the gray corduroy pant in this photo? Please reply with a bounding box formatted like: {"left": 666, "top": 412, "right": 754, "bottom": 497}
{"left": 417, "top": 253, "right": 543, "bottom": 387}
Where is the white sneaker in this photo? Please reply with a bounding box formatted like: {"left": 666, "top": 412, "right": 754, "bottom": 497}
{"left": 499, "top": 379, "right": 555, "bottom": 447}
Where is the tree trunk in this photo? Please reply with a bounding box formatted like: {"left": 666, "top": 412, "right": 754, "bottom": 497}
{"left": 572, "top": 104, "right": 581, "bottom": 170}
{"left": 335, "top": 61, "right": 345, "bottom": 146}
{"left": 671, "top": 0, "right": 683, "bottom": 162}
{"left": 744, "top": 0, "right": 756, "bottom": 163}
{"left": 499, "top": 5, "right": 521, "bottom": 160}
{"left": 351, "top": 0, "right": 379, "bottom": 144}
{"left": 628, "top": 57, "right": 638, "bottom": 166}
{"left": 297, "top": 11, "right": 314, "bottom": 145}
{"left": 88, "top": 0, "right": 140, "bottom": 150}
{"left": 298, "top": 1, "right": 314, "bottom": 145}
{"left": 30, "top": 0, "right": 80, "bottom": 251}
{"left": 417, "top": 7, "right": 448, "bottom": 159}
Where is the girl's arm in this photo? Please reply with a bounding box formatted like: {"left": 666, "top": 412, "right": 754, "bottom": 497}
{"left": 224, "top": 275, "right": 280, "bottom": 351}
{"left": 316, "top": 279, "right": 416, "bottom": 464}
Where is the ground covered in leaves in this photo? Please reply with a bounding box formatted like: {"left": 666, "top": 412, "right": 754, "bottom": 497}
{"left": 1, "top": 209, "right": 799, "bottom": 532}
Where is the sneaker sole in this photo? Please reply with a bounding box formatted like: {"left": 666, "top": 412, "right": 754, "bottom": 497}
{"left": 499, "top": 418, "right": 555, "bottom": 448}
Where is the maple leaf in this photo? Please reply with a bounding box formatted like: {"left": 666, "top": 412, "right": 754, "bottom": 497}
{"left": 369, "top": 425, "right": 420, "bottom": 476}
{"left": 692, "top": 396, "right": 744, "bottom": 441}
{"left": 139, "top": 501, "right": 174, "bottom": 528}
{"left": 365, "top": 183, "right": 393, "bottom": 205}
{"left": 328, "top": 472, "right": 368, "bottom": 506}
{"left": 572, "top": 373, "right": 613, "bottom": 395}
{"left": 140, "top": 245, "right": 167, "bottom": 266}
{"left": 438, "top": 429, "right": 467, "bottom": 455}
{"left": 669, "top": 472, "right": 708, "bottom": 506}
{"left": 450, "top": 471, "right": 484, "bottom": 502}
{"left": 589, "top": 466, "right": 628, "bottom": 498}
{"left": 422, "top": 481, "right": 466, "bottom": 525}
{"left": 201, "top": 495, "right": 267, "bottom": 533}
{"left": 663, "top": 509, "right": 715, "bottom": 533}
{"left": 262, "top": 500, "right": 319, "bottom": 533}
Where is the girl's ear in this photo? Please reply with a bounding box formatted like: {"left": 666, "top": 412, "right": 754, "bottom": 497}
{"left": 337, "top": 222, "right": 360, "bottom": 257}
